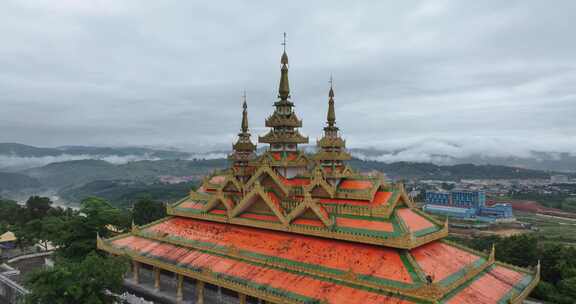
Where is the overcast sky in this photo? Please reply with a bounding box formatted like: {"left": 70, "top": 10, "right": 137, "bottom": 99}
{"left": 1, "top": 0, "right": 576, "bottom": 158}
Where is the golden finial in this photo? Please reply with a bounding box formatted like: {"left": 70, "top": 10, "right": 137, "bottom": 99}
{"left": 281, "top": 32, "right": 287, "bottom": 52}
{"left": 280, "top": 32, "right": 289, "bottom": 65}
{"left": 328, "top": 74, "right": 334, "bottom": 97}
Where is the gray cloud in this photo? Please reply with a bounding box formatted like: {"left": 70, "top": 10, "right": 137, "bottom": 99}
{"left": 1, "top": 0, "right": 576, "bottom": 159}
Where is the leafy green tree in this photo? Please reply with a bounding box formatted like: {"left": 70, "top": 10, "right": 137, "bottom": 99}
{"left": 48, "top": 197, "right": 130, "bottom": 260}
{"left": 494, "top": 234, "right": 538, "bottom": 267}
{"left": 25, "top": 196, "right": 53, "bottom": 220}
{"left": 0, "top": 198, "right": 25, "bottom": 227}
{"left": 559, "top": 277, "right": 576, "bottom": 300}
{"left": 25, "top": 252, "right": 128, "bottom": 304}
{"left": 132, "top": 197, "right": 166, "bottom": 225}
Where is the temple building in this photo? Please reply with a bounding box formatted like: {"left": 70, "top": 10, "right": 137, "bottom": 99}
{"left": 98, "top": 43, "right": 539, "bottom": 304}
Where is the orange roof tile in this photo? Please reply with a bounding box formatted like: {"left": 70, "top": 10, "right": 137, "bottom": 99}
{"left": 292, "top": 218, "right": 324, "bottom": 227}
{"left": 396, "top": 209, "right": 435, "bottom": 232}
{"left": 372, "top": 191, "right": 393, "bottom": 206}
{"left": 445, "top": 265, "right": 528, "bottom": 304}
{"left": 111, "top": 235, "right": 415, "bottom": 304}
{"left": 318, "top": 198, "right": 371, "bottom": 207}
{"left": 209, "top": 175, "right": 226, "bottom": 184}
{"left": 144, "top": 218, "right": 413, "bottom": 283}
{"left": 411, "top": 242, "right": 481, "bottom": 282}
{"left": 238, "top": 213, "right": 282, "bottom": 223}
{"left": 178, "top": 201, "right": 205, "bottom": 210}
{"left": 279, "top": 176, "right": 311, "bottom": 186}
{"left": 336, "top": 217, "right": 394, "bottom": 232}
{"left": 209, "top": 209, "right": 227, "bottom": 215}
{"left": 339, "top": 179, "right": 373, "bottom": 190}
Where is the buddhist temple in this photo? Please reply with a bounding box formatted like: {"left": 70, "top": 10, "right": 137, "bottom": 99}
{"left": 98, "top": 40, "right": 539, "bottom": 304}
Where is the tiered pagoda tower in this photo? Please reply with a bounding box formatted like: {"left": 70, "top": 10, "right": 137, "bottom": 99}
{"left": 258, "top": 44, "right": 310, "bottom": 178}
{"left": 98, "top": 41, "right": 539, "bottom": 304}
{"left": 314, "top": 81, "right": 352, "bottom": 180}
{"left": 229, "top": 95, "right": 257, "bottom": 182}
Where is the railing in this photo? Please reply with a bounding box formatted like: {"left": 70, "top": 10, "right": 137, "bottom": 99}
{"left": 0, "top": 273, "right": 28, "bottom": 304}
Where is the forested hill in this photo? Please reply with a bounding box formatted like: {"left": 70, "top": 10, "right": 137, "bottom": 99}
{"left": 24, "top": 158, "right": 227, "bottom": 189}
{"left": 22, "top": 158, "right": 554, "bottom": 190}
{"left": 349, "top": 159, "right": 553, "bottom": 180}
{"left": 0, "top": 172, "right": 41, "bottom": 190}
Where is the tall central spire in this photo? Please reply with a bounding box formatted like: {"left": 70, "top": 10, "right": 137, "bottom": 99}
{"left": 259, "top": 33, "right": 309, "bottom": 151}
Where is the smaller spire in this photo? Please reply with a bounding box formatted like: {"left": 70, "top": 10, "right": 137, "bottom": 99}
{"left": 241, "top": 91, "right": 249, "bottom": 133}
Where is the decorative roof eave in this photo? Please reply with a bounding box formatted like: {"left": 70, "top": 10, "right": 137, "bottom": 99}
{"left": 286, "top": 193, "right": 333, "bottom": 227}
{"left": 317, "top": 136, "right": 346, "bottom": 148}
{"left": 167, "top": 205, "right": 447, "bottom": 249}
{"left": 228, "top": 152, "right": 257, "bottom": 162}
{"left": 202, "top": 192, "right": 234, "bottom": 216}
{"left": 244, "top": 164, "right": 290, "bottom": 196}
{"left": 313, "top": 151, "right": 352, "bottom": 161}
{"left": 303, "top": 167, "right": 336, "bottom": 198}
{"left": 219, "top": 175, "right": 243, "bottom": 192}
{"left": 230, "top": 181, "right": 288, "bottom": 225}
{"left": 258, "top": 131, "right": 309, "bottom": 144}
{"left": 265, "top": 113, "right": 303, "bottom": 128}
{"left": 257, "top": 151, "right": 312, "bottom": 168}
{"left": 232, "top": 140, "right": 257, "bottom": 152}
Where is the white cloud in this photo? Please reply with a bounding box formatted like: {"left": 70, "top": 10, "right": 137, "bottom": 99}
{"left": 1, "top": 0, "right": 576, "bottom": 159}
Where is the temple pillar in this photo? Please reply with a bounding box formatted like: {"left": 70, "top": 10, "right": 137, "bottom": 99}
{"left": 196, "top": 281, "right": 205, "bottom": 304}
{"left": 132, "top": 261, "right": 140, "bottom": 283}
{"left": 176, "top": 274, "right": 184, "bottom": 303}
{"left": 153, "top": 267, "right": 161, "bottom": 291}
{"left": 239, "top": 293, "right": 247, "bottom": 304}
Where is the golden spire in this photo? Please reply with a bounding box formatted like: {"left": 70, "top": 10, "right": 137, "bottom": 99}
{"left": 241, "top": 90, "right": 249, "bottom": 133}
{"left": 327, "top": 75, "right": 336, "bottom": 128}
{"left": 278, "top": 32, "right": 290, "bottom": 100}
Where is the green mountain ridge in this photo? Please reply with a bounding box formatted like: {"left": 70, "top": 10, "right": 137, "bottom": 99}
{"left": 0, "top": 172, "right": 41, "bottom": 191}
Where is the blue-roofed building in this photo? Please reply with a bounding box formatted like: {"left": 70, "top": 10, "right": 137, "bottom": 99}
{"left": 479, "top": 203, "right": 513, "bottom": 219}
{"left": 425, "top": 191, "right": 450, "bottom": 205}
{"left": 450, "top": 190, "right": 485, "bottom": 209}
{"left": 424, "top": 190, "right": 513, "bottom": 221}
{"left": 423, "top": 204, "right": 476, "bottom": 219}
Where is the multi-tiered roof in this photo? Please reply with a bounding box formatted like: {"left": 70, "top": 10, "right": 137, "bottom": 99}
{"left": 98, "top": 44, "right": 539, "bottom": 304}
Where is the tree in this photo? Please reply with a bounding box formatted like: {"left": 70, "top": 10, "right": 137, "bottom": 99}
{"left": 0, "top": 198, "right": 25, "bottom": 227}
{"left": 48, "top": 197, "right": 130, "bottom": 261}
{"left": 25, "top": 196, "right": 53, "bottom": 220}
{"left": 494, "top": 234, "right": 538, "bottom": 267}
{"left": 132, "top": 197, "right": 166, "bottom": 225}
{"left": 25, "top": 252, "right": 128, "bottom": 304}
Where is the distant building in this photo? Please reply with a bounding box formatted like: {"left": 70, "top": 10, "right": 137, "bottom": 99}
{"left": 424, "top": 190, "right": 513, "bottom": 221}
{"left": 423, "top": 204, "right": 476, "bottom": 218}
{"left": 550, "top": 175, "right": 570, "bottom": 183}
{"left": 0, "top": 231, "right": 17, "bottom": 250}
{"left": 479, "top": 203, "right": 513, "bottom": 219}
